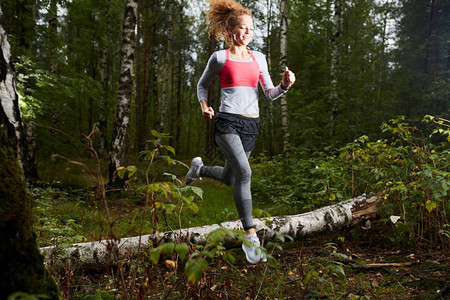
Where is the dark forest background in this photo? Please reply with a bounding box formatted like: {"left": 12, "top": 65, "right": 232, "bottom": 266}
{"left": 2, "top": 0, "right": 448, "bottom": 175}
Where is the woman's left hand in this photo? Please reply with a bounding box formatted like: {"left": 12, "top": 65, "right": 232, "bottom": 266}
{"left": 282, "top": 66, "right": 296, "bottom": 89}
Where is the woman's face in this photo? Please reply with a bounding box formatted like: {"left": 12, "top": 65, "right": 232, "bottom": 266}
{"left": 229, "top": 14, "right": 254, "bottom": 46}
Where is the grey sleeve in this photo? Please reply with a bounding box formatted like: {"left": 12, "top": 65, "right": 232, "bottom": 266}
{"left": 197, "top": 51, "right": 225, "bottom": 102}
{"left": 254, "top": 51, "right": 287, "bottom": 101}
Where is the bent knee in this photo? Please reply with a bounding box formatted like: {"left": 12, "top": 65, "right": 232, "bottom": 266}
{"left": 237, "top": 166, "right": 252, "bottom": 182}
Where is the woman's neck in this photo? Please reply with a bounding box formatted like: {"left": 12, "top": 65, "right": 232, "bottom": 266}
{"left": 229, "top": 45, "right": 250, "bottom": 60}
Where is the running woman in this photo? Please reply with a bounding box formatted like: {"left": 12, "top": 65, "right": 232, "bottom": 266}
{"left": 186, "top": 0, "right": 296, "bottom": 264}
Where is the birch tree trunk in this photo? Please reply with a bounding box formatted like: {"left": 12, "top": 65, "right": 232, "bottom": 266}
{"left": 41, "top": 194, "right": 381, "bottom": 270}
{"left": 108, "top": 0, "right": 138, "bottom": 185}
{"left": 279, "top": 0, "right": 290, "bottom": 152}
{"left": 329, "top": 0, "right": 343, "bottom": 138}
{"left": 0, "top": 8, "right": 30, "bottom": 180}
{"left": 0, "top": 8, "right": 60, "bottom": 296}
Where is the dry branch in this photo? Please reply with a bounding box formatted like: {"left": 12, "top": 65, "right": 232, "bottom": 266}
{"left": 350, "top": 262, "right": 415, "bottom": 269}
{"left": 40, "top": 193, "right": 382, "bottom": 270}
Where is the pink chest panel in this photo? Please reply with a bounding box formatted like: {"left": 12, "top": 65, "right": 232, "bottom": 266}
{"left": 219, "top": 49, "right": 260, "bottom": 89}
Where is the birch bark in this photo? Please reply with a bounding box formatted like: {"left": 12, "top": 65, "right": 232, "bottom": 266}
{"left": 329, "top": 0, "right": 343, "bottom": 137}
{"left": 108, "top": 0, "right": 138, "bottom": 185}
{"left": 0, "top": 9, "right": 29, "bottom": 179}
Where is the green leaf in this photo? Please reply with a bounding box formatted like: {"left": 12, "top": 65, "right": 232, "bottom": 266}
{"left": 423, "top": 169, "right": 433, "bottom": 178}
{"left": 185, "top": 258, "right": 208, "bottom": 285}
{"left": 189, "top": 186, "right": 204, "bottom": 200}
{"left": 224, "top": 252, "right": 235, "bottom": 264}
{"left": 266, "top": 242, "right": 283, "bottom": 251}
{"left": 163, "top": 172, "right": 179, "bottom": 181}
{"left": 162, "top": 242, "right": 175, "bottom": 257}
{"left": 149, "top": 246, "right": 162, "bottom": 264}
{"left": 188, "top": 201, "right": 199, "bottom": 214}
{"left": 117, "top": 167, "right": 126, "bottom": 179}
{"left": 126, "top": 165, "right": 137, "bottom": 177}
{"left": 151, "top": 129, "right": 161, "bottom": 138}
{"left": 165, "top": 145, "right": 176, "bottom": 156}
{"left": 328, "top": 263, "right": 346, "bottom": 277}
{"left": 274, "top": 231, "right": 285, "bottom": 243}
{"left": 164, "top": 203, "right": 176, "bottom": 214}
{"left": 305, "top": 270, "right": 319, "bottom": 283}
{"left": 425, "top": 200, "right": 437, "bottom": 213}
{"left": 207, "top": 228, "right": 237, "bottom": 244}
{"left": 201, "top": 250, "right": 214, "bottom": 259}
{"left": 175, "top": 243, "right": 189, "bottom": 260}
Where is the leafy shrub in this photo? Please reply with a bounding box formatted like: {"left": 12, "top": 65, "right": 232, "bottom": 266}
{"left": 252, "top": 116, "right": 449, "bottom": 250}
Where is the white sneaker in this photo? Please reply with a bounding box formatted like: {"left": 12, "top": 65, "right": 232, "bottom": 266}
{"left": 242, "top": 233, "right": 263, "bottom": 264}
{"left": 185, "top": 157, "right": 203, "bottom": 186}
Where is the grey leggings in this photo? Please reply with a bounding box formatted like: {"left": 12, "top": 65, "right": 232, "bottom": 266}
{"left": 200, "top": 134, "right": 254, "bottom": 230}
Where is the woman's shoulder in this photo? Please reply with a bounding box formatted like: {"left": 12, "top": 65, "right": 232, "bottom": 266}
{"left": 250, "top": 50, "right": 268, "bottom": 67}
{"left": 214, "top": 49, "right": 227, "bottom": 61}
{"left": 207, "top": 50, "right": 226, "bottom": 65}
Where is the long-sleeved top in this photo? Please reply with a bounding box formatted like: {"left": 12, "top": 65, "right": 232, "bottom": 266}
{"left": 197, "top": 49, "right": 287, "bottom": 116}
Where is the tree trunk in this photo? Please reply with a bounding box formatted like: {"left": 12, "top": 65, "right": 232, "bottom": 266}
{"left": 329, "top": 0, "right": 342, "bottom": 138}
{"left": 0, "top": 7, "right": 31, "bottom": 181}
{"left": 160, "top": 0, "right": 173, "bottom": 135}
{"left": 108, "top": 0, "right": 138, "bottom": 185}
{"left": 0, "top": 8, "right": 60, "bottom": 296}
{"left": 175, "top": 1, "right": 185, "bottom": 151}
{"left": 141, "top": 8, "right": 149, "bottom": 150}
{"left": 263, "top": 0, "right": 275, "bottom": 155}
{"left": 279, "top": 0, "right": 290, "bottom": 152}
{"left": 136, "top": 1, "right": 150, "bottom": 153}
{"left": 134, "top": 0, "right": 142, "bottom": 152}
{"left": 41, "top": 194, "right": 381, "bottom": 270}
{"left": 48, "top": 0, "right": 58, "bottom": 74}
{"left": 149, "top": 5, "right": 159, "bottom": 133}
{"left": 98, "top": 0, "right": 111, "bottom": 157}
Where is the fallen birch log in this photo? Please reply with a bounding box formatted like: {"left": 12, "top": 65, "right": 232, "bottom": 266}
{"left": 40, "top": 193, "right": 381, "bottom": 269}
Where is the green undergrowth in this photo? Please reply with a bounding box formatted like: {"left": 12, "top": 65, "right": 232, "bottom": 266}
{"left": 30, "top": 117, "right": 449, "bottom": 299}
{"left": 32, "top": 181, "right": 237, "bottom": 247}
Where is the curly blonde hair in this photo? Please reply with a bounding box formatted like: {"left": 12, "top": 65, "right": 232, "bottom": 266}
{"left": 205, "top": 0, "right": 252, "bottom": 47}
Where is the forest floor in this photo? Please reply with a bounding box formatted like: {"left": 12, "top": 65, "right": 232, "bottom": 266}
{"left": 33, "top": 178, "right": 449, "bottom": 299}
{"left": 55, "top": 221, "right": 449, "bottom": 300}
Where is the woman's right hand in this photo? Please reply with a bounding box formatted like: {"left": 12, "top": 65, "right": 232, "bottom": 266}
{"left": 200, "top": 100, "right": 215, "bottom": 119}
{"left": 202, "top": 107, "right": 215, "bottom": 119}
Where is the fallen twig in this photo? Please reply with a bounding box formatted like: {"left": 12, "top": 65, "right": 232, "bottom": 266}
{"left": 350, "top": 262, "right": 414, "bottom": 269}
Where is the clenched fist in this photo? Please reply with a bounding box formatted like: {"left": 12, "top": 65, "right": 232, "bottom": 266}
{"left": 282, "top": 66, "right": 296, "bottom": 90}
